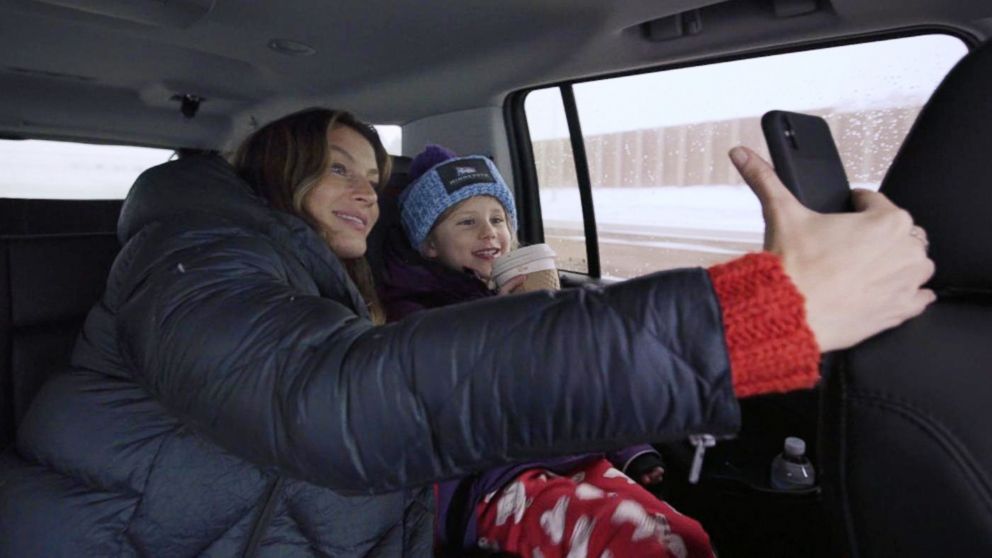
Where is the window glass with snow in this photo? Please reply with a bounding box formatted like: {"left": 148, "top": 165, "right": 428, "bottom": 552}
{"left": 525, "top": 34, "right": 966, "bottom": 279}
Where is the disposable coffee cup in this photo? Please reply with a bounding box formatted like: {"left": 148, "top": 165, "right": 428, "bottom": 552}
{"left": 492, "top": 243, "right": 560, "bottom": 292}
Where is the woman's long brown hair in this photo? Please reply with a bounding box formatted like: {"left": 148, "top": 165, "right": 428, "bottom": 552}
{"left": 232, "top": 107, "right": 390, "bottom": 324}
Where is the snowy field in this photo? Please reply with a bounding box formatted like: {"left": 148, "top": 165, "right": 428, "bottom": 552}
{"left": 541, "top": 183, "right": 877, "bottom": 239}
{"left": 539, "top": 183, "right": 878, "bottom": 278}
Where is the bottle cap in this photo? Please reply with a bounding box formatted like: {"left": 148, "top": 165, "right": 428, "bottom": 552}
{"left": 784, "top": 436, "right": 806, "bottom": 457}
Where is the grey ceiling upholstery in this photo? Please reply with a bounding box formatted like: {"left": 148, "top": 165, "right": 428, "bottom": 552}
{"left": 0, "top": 0, "right": 989, "bottom": 149}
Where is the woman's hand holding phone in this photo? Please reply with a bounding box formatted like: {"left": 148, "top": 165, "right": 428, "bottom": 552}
{"left": 729, "top": 146, "right": 936, "bottom": 352}
{"left": 761, "top": 110, "right": 853, "bottom": 213}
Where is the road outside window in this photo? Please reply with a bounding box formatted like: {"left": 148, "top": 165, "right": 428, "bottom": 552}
{"left": 526, "top": 34, "right": 967, "bottom": 279}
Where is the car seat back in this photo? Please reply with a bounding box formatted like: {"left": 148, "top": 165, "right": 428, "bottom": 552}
{"left": 820, "top": 39, "right": 992, "bottom": 557}
{"left": 0, "top": 198, "right": 121, "bottom": 450}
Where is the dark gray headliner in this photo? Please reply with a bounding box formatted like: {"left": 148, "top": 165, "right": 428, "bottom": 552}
{"left": 0, "top": 0, "right": 989, "bottom": 150}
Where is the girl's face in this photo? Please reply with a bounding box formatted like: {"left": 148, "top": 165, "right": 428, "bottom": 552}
{"left": 303, "top": 125, "right": 380, "bottom": 259}
{"left": 424, "top": 195, "right": 512, "bottom": 281}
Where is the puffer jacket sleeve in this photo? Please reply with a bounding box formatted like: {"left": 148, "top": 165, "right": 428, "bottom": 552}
{"left": 117, "top": 228, "right": 738, "bottom": 495}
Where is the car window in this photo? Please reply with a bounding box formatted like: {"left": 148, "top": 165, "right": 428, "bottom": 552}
{"left": 525, "top": 88, "right": 588, "bottom": 273}
{"left": 0, "top": 124, "right": 401, "bottom": 200}
{"left": 0, "top": 139, "right": 174, "bottom": 199}
{"left": 376, "top": 125, "right": 403, "bottom": 156}
{"left": 524, "top": 34, "right": 968, "bottom": 279}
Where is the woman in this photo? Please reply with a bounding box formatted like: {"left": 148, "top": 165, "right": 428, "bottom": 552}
{"left": 0, "top": 107, "right": 934, "bottom": 556}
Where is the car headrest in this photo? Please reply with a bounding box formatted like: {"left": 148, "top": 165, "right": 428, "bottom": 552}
{"left": 880, "top": 39, "right": 992, "bottom": 296}
{"left": 367, "top": 155, "right": 413, "bottom": 286}
{"left": 385, "top": 155, "right": 412, "bottom": 198}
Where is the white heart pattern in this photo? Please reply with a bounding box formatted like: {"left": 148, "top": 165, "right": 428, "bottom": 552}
{"left": 539, "top": 496, "right": 570, "bottom": 544}
{"left": 602, "top": 467, "right": 636, "bottom": 484}
{"left": 495, "top": 481, "right": 528, "bottom": 526}
{"left": 566, "top": 515, "right": 594, "bottom": 558}
{"left": 575, "top": 483, "right": 606, "bottom": 500}
{"left": 652, "top": 513, "right": 688, "bottom": 558}
{"left": 611, "top": 500, "right": 655, "bottom": 541}
{"left": 609, "top": 501, "right": 690, "bottom": 558}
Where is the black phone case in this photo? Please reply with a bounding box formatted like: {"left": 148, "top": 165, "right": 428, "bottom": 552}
{"left": 761, "top": 110, "right": 852, "bottom": 213}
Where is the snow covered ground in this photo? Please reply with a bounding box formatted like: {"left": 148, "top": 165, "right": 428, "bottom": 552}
{"left": 539, "top": 183, "right": 878, "bottom": 278}
{"left": 540, "top": 183, "right": 877, "bottom": 239}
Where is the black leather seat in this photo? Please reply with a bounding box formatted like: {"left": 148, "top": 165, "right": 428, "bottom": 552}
{"left": 820, "top": 39, "right": 992, "bottom": 557}
{"left": 0, "top": 198, "right": 122, "bottom": 450}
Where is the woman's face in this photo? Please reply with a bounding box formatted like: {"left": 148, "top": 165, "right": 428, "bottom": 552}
{"left": 424, "top": 195, "right": 512, "bottom": 281}
{"left": 303, "top": 125, "right": 380, "bottom": 259}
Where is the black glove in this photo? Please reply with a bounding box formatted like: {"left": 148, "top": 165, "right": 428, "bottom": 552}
{"left": 626, "top": 452, "right": 666, "bottom": 486}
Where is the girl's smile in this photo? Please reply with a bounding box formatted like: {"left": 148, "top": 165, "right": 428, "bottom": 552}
{"left": 424, "top": 195, "right": 513, "bottom": 280}
{"left": 472, "top": 247, "right": 502, "bottom": 260}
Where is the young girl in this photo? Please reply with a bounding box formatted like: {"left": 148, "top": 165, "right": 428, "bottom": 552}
{"left": 378, "top": 145, "right": 713, "bottom": 558}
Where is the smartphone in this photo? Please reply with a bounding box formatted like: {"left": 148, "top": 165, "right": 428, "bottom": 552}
{"left": 761, "top": 110, "right": 852, "bottom": 213}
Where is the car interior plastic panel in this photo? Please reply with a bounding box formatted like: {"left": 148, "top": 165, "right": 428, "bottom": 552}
{"left": 820, "top": 39, "right": 992, "bottom": 558}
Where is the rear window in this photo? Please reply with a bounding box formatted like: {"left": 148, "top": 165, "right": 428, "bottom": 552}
{"left": 0, "top": 140, "right": 174, "bottom": 199}
{"left": 377, "top": 125, "right": 403, "bottom": 156}
{"left": 0, "top": 124, "right": 401, "bottom": 200}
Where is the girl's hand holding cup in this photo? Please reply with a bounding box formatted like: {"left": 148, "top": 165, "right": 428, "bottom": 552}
{"left": 493, "top": 243, "right": 560, "bottom": 295}
{"left": 497, "top": 275, "right": 528, "bottom": 295}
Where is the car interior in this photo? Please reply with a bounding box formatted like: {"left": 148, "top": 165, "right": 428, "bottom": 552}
{"left": 1, "top": 0, "right": 990, "bottom": 556}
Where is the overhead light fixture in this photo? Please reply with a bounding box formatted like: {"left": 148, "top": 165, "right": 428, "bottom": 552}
{"left": 268, "top": 39, "right": 316, "bottom": 56}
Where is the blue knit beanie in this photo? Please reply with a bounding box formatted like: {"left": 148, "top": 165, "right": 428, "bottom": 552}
{"left": 399, "top": 144, "right": 518, "bottom": 251}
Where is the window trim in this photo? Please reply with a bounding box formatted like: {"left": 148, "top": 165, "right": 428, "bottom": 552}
{"left": 560, "top": 84, "right": 601, "bottom": 278}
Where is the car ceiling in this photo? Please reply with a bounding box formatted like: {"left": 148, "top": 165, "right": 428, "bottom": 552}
{"left": 0, "top": 0, "right": 990, "bottom": 151}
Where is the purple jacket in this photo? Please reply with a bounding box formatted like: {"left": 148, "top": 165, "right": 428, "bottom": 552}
{"left": 377, "top": 241, "right": 661, "bottom": 552}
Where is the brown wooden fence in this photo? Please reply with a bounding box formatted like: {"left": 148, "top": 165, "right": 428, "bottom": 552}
{"left": 532, "top": 106, "right": 921, "bottom": 189}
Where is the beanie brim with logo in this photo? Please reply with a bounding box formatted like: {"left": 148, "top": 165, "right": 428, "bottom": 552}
{"left": 399, "top": 147, "right": 518, "bottom": 251}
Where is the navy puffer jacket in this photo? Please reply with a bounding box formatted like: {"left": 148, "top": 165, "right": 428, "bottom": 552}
{"left": 0, "top": 155, "right": 740, "bottom": 556}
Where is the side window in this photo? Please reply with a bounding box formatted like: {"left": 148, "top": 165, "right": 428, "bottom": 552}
{"left": 0, "top": 139, "right": 174, "bottom": 199}
{"left": 525, "top": 89, "right": 587, "bottom": 273}
{"left": 524, "top": 34, "right": 967, "bottom": 279}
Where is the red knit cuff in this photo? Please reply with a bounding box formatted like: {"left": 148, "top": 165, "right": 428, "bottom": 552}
{"left": 708, "top": 253, "right": 821, "bottom": 398}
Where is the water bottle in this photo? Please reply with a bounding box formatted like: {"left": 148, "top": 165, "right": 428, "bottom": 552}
{"left": 769, "top": 436, "right": 816, "bottom": 490}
